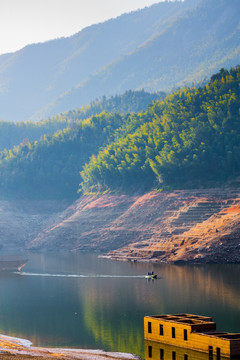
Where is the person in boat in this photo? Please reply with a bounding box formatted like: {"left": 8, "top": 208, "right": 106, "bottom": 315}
{"left": 147, "top": 271, "right": 155, "bottom": 276}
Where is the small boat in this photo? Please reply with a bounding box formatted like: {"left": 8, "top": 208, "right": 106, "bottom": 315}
{"left": 145, "top": 272, "right": 157, "bottom": 279}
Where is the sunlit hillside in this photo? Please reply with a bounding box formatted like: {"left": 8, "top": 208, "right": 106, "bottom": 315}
{"left": 0, "top": 67, "right": 239, "bottom": 199}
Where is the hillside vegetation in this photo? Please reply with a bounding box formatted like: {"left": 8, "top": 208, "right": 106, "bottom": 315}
{"left": 0, "top": 118, "right": 70, "bottom": 152}
{"left": 81, "top": 67, "right": 240, "bottom": 192}
{"left": 0, "top": 0, "right": 239, "bottom": 121}
{"left": 0, "top": 89, "right": 161, "bottom": 151}
{"left": 0, "top": 67, "right": 239, "bottom": 199}
{"left": 0, "top": 112, "right": 124, "bottom": 198}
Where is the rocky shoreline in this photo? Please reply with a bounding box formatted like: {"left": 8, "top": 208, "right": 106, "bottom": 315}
{"left": 0, "top": 334, "right": 141, "bottom": 360}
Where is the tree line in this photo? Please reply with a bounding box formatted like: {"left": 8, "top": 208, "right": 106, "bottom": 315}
{"left": 0, "top": 67, "right": 239, "bottom": 199}
{"left": 80, "top": 67, "right": 240, "bottom": 192}
{"left": 0, "top": 89, "right": 163, "bottom": 152}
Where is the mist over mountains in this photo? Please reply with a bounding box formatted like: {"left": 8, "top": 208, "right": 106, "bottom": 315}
{"left": 0, "top": 0, "right": 239, "bottom": 122}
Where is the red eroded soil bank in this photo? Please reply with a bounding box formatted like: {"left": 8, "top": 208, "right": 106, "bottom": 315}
{"left": 27, "top": 188, "right": 240, "bottom": 263}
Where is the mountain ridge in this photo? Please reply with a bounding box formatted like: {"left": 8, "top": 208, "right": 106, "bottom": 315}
{"left": 0, "top": 0, "right": 190, "bottom": 121}
{"left": 2, "top": 0, "right": 239, "bottom": 121}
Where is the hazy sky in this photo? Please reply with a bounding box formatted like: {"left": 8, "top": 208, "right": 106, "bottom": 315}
{"left": 0, "top": 0, "right": 162, "bottom": 55}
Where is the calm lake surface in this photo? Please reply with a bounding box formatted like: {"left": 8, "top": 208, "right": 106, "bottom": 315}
{"left": 0, "top": 252, "right": 240, "bottom": 358}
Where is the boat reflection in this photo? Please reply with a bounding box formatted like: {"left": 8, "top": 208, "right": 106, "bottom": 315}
{"left": 144, "top": 340, "right": 240, "bottom": 360}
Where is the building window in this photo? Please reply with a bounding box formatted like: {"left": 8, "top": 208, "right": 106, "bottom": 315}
{"left": 184, "top": 355, "right": 188, "bottom": 360}
{"left": 160, "top": 348, "right": 164, "bottom": 360}
{"left": 217, "top": 347, "right": 221, "bottom": 360}
{"left": 209, "top": 346, "right": 213, "bottom": 360}
{"left": 172, "top": 327, "right": 176, "bottom": 338}
{"left": 184, "top": 329, "right": 188, "bottom": 341}
{"left": 172, "top": 351, "right": 176, "bottom": 360}
{"left": 160, "top": 324, "right": 164, "bottom": 335}
{"left": 148, "top": 322, "right": 152, "bottom": 333}
{"left": 148, "top": 346, "right": 152, "bottom": 358}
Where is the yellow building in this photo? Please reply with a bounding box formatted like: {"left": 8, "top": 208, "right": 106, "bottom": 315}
{"left": 145, "top": 340, "right": 226, "bottom": 360}
{"left": 144, "top": 314, "right": 240, "bottom": 359}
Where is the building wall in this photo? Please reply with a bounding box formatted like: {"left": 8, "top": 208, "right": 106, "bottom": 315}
{"left": 190, "top": 333, "right": 230, "bottom": 357}
{"left": 144, "top": 317, "right": 231, "bottom": 357}
{"left": 144, "top": 340, "right": 230, "bottom": 360}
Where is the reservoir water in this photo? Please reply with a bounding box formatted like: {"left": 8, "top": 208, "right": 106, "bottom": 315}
{"left": 0, "top": 252, "right": 240, "bottom": 358}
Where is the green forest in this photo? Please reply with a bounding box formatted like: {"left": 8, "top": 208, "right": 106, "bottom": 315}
{"left": 81, "top": 67, "right": 240, "bottom": 192}
{"left": 0, "top": 67, "right": 239, "bottom": 199}
{"left": 0, "top": 112, "right": 126, "bottom": 198}
{"left": 0, "top": 90, "right": 162, "bottom": 151}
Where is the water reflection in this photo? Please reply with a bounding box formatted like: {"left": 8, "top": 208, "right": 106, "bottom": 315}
{"left": 144, "top": 341, "right": 240, "bottom": 360}
{"left": 0, "top": 253, "right": 240, "bottom": 359}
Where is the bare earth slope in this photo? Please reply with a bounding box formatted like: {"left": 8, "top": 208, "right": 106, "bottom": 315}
{"left": 0, "top": 200, "right": 70, "bottom": 251}
{"left": 27, "top": 188, "right": 240, "bottom": 263}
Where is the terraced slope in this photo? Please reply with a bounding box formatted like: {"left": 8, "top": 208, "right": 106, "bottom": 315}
{"left": 28, "top": 188, "right": 240, "bottom": 263}
{"left": 106, "top": 189, "right": 240, "bottom": 263}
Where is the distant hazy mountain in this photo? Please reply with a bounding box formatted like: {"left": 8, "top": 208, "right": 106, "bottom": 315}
{"left": 0, "top": 0, "right": 239, "bottom": 122}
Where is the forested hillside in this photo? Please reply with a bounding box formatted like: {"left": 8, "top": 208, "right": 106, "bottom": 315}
{"left": 0, "top": 112, "right": 125, "bottom": 199}
{"left": 0, "top": 89, "right": 161, "bottom": 151}
{"left": 0, "top": 67, "right": 239, "bottom": 200}
{"left": 0, "top": 118, "right": 70, "bottom": 152}
{"left": 49, "top": 90, "right": 165, "bottom": 124}
{"left": 81, "top": 67, "right": 240, "bottom": 192}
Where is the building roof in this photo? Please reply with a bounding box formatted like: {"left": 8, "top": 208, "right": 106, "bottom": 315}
{"left": 145, "top": 313, "right": 240, "bottom": 339}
